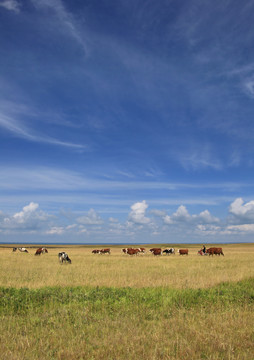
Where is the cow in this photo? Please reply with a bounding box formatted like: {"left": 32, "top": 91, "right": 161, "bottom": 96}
{"left": 100, "top": 248, "right": 111, "bottom": 254}
{"left": 12, "top": 247, "right": 17, "bottom": 252}
{"left": 18, "top": 247, "right": 29, "bottom": 253}
{"left": 149, "top": 248, "right": 161, "bottom": 253}
{"left": 92, "top": 249, "right": 101, "bottom": 254}
{"left": 206, "top": 247, "right": 224, "bottom": 256}
{"left": 138, "top": 247, "right": 146, "bottom": 253}
{"left": 152, "top": 248, "right": 162, "bottom": 256}
{"left": 178, "top": 249, "right": 188, "bottom": 255}
{"left": 127, "top": 248, "right": 140, "bottom": 255}
{"left": 35, "top": 248, "right": 48, "bottom": 255}
{"left": 122, "top": 248, "right": 128, "bottom": 254}
{"left": 163, "top": 248, "right": 175, "bottom": 255}
{"left": 58, "top": 252, "right": 72, "bottom": 264}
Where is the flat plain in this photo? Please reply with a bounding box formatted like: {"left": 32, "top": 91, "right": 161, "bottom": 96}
{"left": 1, "top": 243, "right": 254, "bottom": 359}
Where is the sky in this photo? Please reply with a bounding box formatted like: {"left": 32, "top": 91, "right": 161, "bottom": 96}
{"left": 1, "top": 0, "right": 254, "bottom": 244}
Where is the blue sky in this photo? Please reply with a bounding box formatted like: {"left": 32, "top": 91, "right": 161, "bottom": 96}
{"left": 1, "top": 0, "right": 254, "bottom": 243}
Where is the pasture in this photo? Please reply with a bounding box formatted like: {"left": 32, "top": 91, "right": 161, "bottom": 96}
{"left": 1, "top": 243, "right": 254, "bottom": 359}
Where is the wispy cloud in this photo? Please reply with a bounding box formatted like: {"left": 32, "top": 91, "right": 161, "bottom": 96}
{"left": 30, "top": 0, "right": 89, "bottom": 55}
{"left": 0, "top": 108, "right": 85, "bottom": 150}
{"left": 0, "top": 0, "right": 20, "bottom": 13}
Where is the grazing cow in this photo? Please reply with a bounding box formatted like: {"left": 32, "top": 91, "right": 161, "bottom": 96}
{"left": 137, "top": 247, "right": 146, "bottom": 253}
{"left": 149, "top": 248, "right": 161, "bottom": 253}
{"left": 206, "top": 247, "right": 224, "bottom": 256}
{"left": 178, "top": 249, "right": 188, "bottom": 255}
{"left": 18, "top": 247, "right": 29, "bottom": 253}
{"left": 35, "top": 248, "right": 48, "bottom": 255}
{"left": 92, "top": 249, "right": 101, "bottom": 254}
{"left": 152, "top": 248, "right": 162, "bottom": 256}
{"left": 100, "top": 248, "right": 111, "bottom": 254}
{"left": 163, "top": 248, "right": 175, "bottom": 255}
{"left": 12, "top": 247, "right": 17, "bottom": 252}
{"left": 127, "top": 248, "right": 140, "bottom": 255}
{"left": 58, "top": 252, "right": 72, "bottom": 264}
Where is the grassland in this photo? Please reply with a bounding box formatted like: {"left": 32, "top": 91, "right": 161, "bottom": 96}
{"left": 1, "top": 243, "right": 254, "bottom": 359}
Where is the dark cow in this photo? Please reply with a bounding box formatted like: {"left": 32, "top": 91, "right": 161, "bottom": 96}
{"left": 163, "top": 248, "right": 175, "bottom": 255}
{"left": 152, "top": 248, "right": 162, "bottom": 256}
{"left": 92, "top": 249, "right": 101, "bottom": 254}
{"left": 149, "top": 248, "right": 161, "bottom": 253}
{"left": 35, "top": 248, "right": 48, "bottom": 255}
{"left": 100, "top": 248, "right": 111, "bottom": 254}
{"left": 12, "top": 247, "right": 17, "bottom": 252}
{"left": 178, "top": 249, "right": 188, "bottom": 255}
{"left": 58, "top": 252, "right": 72, "bottom": 264}
{"left": 206, "top": 247, "right": 224, "bottom": 256}
{"left": 127, "top": 248, "right": 140, "bottom": 255}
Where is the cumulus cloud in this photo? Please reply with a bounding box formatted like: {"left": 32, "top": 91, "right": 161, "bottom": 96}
{"left": 128, "top": 200, "right": 151, "bottom": 225}
{"left": 77, "top": 209, "right": 103, "bottom": 225}
{"left": 1, "top": 202, "right": 52, "bottom": 232}
{"left": 163, "top": 205, "right": 219, "bottom": 225}
{"left": 0, "top": 0, "right": 20, "bottom": 12}
{"left": 13, "top": 202, "right": 39, "bottom": 223}
{"left": 229, "top": 198, "right": 254, "bottom": 222}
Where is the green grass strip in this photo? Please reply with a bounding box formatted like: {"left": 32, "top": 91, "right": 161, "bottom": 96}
{"left": 1, "top": 277, "right": 254, "bottom": 315}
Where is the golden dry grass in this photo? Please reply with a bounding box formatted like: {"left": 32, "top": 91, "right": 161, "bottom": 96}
{"left": 1, "top": 243, "right": 254, "bottom": 289}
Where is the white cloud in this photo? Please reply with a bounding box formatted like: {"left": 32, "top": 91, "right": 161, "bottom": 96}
{"left": 226, "top": 224, "right": 254, "bottom": 233}
{"left": 0, "top": 202, "right": 52, "bottom": 233}
{"left": 0, "top": 0, "right": 20, "bottom": 12}
{"left": 244, "top": 78, "right": 254, "bottom": 98}
{"left": 0, "top": 106, "right": 85, "bottom": 150}
{"left": 163, "top": 205, "right": 219, "bottom": 225}
{"left": 66, "top": 224, "right": 77, "bottom": 230}
{"left": 150, "top": 209, "right": 167, "bottom": 217}
{"left": 194, "top": 210, "right": 219, "bottom": 224}
{"left": 13, "top": 202, "right": 39, "bottom": 223}
{"left": 30, "top": 0, "right": 88, "bottom": 55}
{"left": 46, "top": 226, "right": 65, "bottom": 235}
{"left": 77, "top": 209, "right": 103, "bottom": 225}
{"left": 229, "top": 197, "right": 254, "bottom": 222}
{"left": 128, "top": 200, "right": 151, "bottom": 224}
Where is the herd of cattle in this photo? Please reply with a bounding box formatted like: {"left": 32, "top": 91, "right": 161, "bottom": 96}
{"left": 12, "top": 246, "right": 224, "bottom": 263}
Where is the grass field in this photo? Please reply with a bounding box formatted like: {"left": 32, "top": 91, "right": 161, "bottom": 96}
{"left": 1, "top": 243, "right": 254, "bottom": 359}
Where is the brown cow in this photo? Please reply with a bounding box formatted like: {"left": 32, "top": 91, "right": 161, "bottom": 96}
{"left": 35, "top": 247, "right": 48, "bottom": 255}
{"left": 206, "top": 247, "right": 224, "bottom": 256}
{"left": 100, "top": 248, "right": 111, "bottom": 254}
{"left": 149, "top": 248, "right": 161, "bottom": 253}
{"left": 92, "top": 249, "right": 101, "bottom": 254}
{"left": 127, "top": 248, "right": 139, "bottom": 255}
{"left": 178, "top": 249, "right": 188, "bottom": 255}
{"left": 138, "top": 247, "right": 146, "bottom": 253}
{"left": 152, "top": 248, "right": 162, "bottom": 256}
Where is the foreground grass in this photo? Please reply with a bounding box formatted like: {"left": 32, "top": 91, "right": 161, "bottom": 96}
{"left": 1, "top": 279, "right": 254, "bottom": 359}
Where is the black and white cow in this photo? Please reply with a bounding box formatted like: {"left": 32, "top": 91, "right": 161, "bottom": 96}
{"left": 18, "top": 247, "right": 29, "bottom": 253}
{"left": 58, "top": 252, "right": 72, "bottom": 264}
{"left": 163, "top": 248, "right": 175, "bottom": 255}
